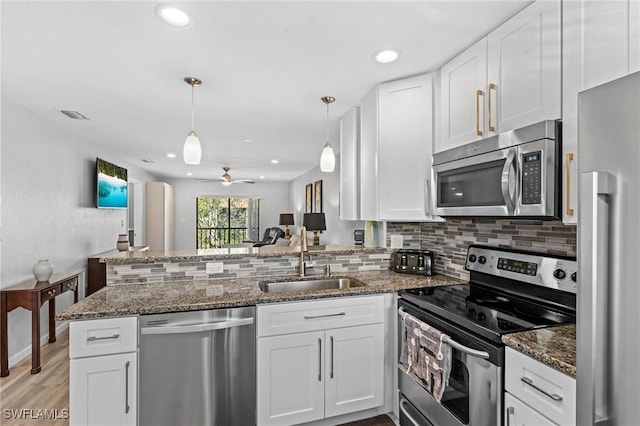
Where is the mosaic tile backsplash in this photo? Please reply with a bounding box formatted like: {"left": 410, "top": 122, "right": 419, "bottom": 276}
{"left": 387, "top": 219, "right": 576, "bottom": 280}
{"left": 107, "top": 220, "right": 576, "bottom": 285}
{"left": 107, "top": 251, "right": 393, "bottom": 285}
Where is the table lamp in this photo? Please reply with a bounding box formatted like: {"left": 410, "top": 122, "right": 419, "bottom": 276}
{"left": 279, "top": 213, "right": 295, "bottom": 240}
{"left": 303, "top": 213, "right": 326, "bottom": 246}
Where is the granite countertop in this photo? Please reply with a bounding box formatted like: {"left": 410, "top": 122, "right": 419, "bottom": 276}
{"left": 57, "top": 270, "right": 460, "bottom": 320}
{"left": 502, "top": 324, "right": 576, "bottom": 377}
{"left": 99, "top": 245, "right": 387, "bottom": 263}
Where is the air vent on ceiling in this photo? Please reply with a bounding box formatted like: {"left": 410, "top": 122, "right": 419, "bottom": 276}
{"left": 58, "top": 109, "right": 90, "bottom": 120}
{"left": 141, "top": 159, "right": 154, "bottom": 164}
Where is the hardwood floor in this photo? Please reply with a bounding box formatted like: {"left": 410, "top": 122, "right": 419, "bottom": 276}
{"left": 0, "top": 330, "right": 69, "bottom": 426}
{"left": 0, "top": 331, "right": 396, "bottom": 426}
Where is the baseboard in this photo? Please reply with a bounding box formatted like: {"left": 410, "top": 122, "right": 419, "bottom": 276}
{"left": 8, "top": 322, "right": 69, "bottom": 368}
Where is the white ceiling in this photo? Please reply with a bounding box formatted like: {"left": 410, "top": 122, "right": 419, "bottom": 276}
{"left": 2, "top": 0, "right": 530, "bottom": 182}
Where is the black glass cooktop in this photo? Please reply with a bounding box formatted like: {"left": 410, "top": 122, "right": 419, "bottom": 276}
{"left": 400, "top": 283, "right": 576, "bottom": 342}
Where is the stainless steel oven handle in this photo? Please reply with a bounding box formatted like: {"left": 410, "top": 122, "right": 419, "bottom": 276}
{"left": 400, "top": 398, "right": 425, "bottom": 426}
{"left": 443, "top": 336, "right": 490, "bottom": 359}
{"left": 398, "top": 307, "right": 490, "bottom": 360}
{"left": 501, "top": 148, "right": 517, "bottom": 215}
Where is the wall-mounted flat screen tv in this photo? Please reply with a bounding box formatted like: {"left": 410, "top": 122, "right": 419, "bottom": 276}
{"left": 96, "top": 157, "right": 128, "bottom": 209}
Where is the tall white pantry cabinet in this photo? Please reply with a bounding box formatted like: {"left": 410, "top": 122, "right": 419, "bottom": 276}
{"left": 561, "top": 0, "right": 640, "bottom": 224}
{"left": 145, "top": 182, "right": 174, "bottom": 251}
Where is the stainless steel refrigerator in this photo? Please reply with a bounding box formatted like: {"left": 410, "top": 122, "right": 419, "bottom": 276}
{"left": 578, "top": 71, "right": 640, "bottom": 425}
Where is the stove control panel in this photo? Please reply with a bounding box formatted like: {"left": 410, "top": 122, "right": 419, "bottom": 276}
{"left": 466, "top": 245, "right": 577, "bottom": 293}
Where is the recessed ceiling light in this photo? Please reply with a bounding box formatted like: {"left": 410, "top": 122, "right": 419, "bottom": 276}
{"left": 375, "top": 49, "right": 400, "bottom": 64}
{"left": 166, "top": 153, "right": 176, "bottom": 158}
{"left": 243, "top": 138, "right": 253, "bottom": 143}
{"left": 186, "top": 172, "right": 193, "bottom": 176}
{"left": 155, "top": 5, "right": 191, "bottom": 27}
{"left": 259, "top": 176, "right": 265, "bottom": 179}
{"left": 271, "top": 159, "right": 279, "bottom": 164}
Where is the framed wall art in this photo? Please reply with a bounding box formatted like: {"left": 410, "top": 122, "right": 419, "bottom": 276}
{"left": 314, "top": 179, "right": 323, "bottom": 213}
{"left": 305, "top": 183, "right": 313, "bottom": 213}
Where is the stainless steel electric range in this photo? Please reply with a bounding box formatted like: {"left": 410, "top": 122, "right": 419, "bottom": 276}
{"left": 397, "top": 245, "right": 577, "bottom": 426}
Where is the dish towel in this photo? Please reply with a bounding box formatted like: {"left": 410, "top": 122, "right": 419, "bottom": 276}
{"left": 399, "top": 310, "right": 452, "bottom": 403}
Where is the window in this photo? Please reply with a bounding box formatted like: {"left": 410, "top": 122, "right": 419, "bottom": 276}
{"left": 196, "top": 197, "right": 260, "bottom": 249}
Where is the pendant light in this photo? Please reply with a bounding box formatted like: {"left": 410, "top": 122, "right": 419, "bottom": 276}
{"left": 320, "top": 96, "right": 336, "bottom": 172}
{"left": 183, "top": 77, "right": 202, "bottom": 165}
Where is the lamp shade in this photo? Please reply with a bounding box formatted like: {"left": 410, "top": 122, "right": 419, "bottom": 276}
{"left": 320, "top": 143, "right": 335, "bottom": 172}
{"left": 183, "top": 131, "right": 201, "bottom": 164}
{"left": 279, "top": 213, "right": 294, "bottom": 226}
{"left": 303, "top": 213, "right": 326, "bottom": 231}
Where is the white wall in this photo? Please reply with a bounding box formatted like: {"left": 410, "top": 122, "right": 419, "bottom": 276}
{"left": 167, "top": 178, "right": 290, "bottom": 250}
{"left": 289, "top": 156, "right": 364, "bottom": 245}
{"left": 0, "top": 99, "right": 158, "bottom": 365}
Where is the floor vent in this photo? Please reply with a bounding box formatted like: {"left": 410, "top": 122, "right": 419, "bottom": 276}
{"left": 59, "top": 109, "right": 90, "bottom": 120}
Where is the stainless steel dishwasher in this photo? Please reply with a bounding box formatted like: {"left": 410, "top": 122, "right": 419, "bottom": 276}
{"left": 139, "top": 306, "right": 255, "bottom": 426}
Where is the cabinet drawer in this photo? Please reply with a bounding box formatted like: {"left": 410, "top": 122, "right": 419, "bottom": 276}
{"left": 70, "top": 316, "right": 137, "bottom": 359}
{"left": 257, "top": 295, "right": 383, "bottom": 337}
{"left": 59, "top": 277, "right": 79, "bottom": 293}
{"left": 505, "top": 347, "right": 575, "bottom": 425}
{"left": 40, "top": 285, "right": 61, "bottom": 302}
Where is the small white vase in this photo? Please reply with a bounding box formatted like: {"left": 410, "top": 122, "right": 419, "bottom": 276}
{"left": 117, "top": 234, "right": 129, "bottom": 252}
{"left": 33, "top": 259, "right": 54, "bottom": 282}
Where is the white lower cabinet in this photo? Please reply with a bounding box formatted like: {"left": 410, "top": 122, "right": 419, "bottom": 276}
{"left": 504, "top": 347, "right": 575, "bottom": 426}
{"left": 256, "top": 296, "right": 385, "bottom": 426}
{"left": 257, "top": 330, "right": 325, "bottom": 425}
{"left": 324, "top": 324, "right": 384, "bottom": 418}
{"left": 69, "top": 316, "right": 138, "bottom": 426}
{"left": 70, "top": 352, "right": 137, "bottom": 426}
{"left": 505, "top": 392, "right": 558, "bottom": 426}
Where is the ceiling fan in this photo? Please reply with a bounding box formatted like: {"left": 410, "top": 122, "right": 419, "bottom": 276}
{"left": 201, "top": 167, "right": 255, "bottom": 185}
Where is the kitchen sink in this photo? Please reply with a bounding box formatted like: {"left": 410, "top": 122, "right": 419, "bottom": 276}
{"left": 258, "top": 277, "right": 366, "bottom": 294}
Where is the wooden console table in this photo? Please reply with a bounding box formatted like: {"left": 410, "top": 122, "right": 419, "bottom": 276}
{"left": 1, "top": 272, "right": 80, "bottom": 377}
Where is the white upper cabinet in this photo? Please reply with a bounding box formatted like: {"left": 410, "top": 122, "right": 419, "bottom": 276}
{"left": 487, "top": 0, "right": 561, "bottom": 134}
{"left": 339, "top": 106, "right": 360, "bottom": 221}
{"left": 562, "top": 0, "right": 640, "bottom": 224}
{"left": 438, "top": 0, "right": 561, "bottom": 153}
{"left": 378, "top": 73, "right": 440, "bottom": 221}
{"left": 438, "top": 38, "right": 488, "bottom": 152}
{"left": 359, "top": 88, "right": 379, "bottom": 221}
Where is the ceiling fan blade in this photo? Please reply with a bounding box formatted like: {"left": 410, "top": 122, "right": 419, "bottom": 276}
{"left": 230, "top": 179, "right": 255, "bottom": 184}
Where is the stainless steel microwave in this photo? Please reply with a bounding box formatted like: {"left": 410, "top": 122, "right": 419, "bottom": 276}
{"left": 432, "top": 120, "right": 561, "bottom": 218}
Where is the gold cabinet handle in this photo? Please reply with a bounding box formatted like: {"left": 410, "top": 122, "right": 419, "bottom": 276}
{"left": 476, "top": 89, "right": 483, "bottom": 136}
{"left": 488, "top": 83, "right": 496, "bottom": 132}
{"left": 566, "top": 153, "right": 574, "bottom": 216}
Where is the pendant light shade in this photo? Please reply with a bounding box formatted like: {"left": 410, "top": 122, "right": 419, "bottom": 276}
{"left": 320, "top": 142, "right": 335, "bottom": 172}
{"left": 320, "top": 96, "right": 336, "bottom": 172}
{"left": 183, "top": 77, "right": 202, "bottom": 165}
{"left": 183, "top": 131, "right": 201, "bottom": 165}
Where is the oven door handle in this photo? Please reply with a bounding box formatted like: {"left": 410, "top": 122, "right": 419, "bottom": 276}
{"left": 398, "top": 307, "right": 490, "bottom": 360}
{"left": 400, "top": 398, "right": 430, "bottom": 426}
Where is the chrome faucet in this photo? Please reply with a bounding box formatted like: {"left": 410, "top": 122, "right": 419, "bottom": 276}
{"left": 299, "top": 225, "right": 308, "bottom": 277}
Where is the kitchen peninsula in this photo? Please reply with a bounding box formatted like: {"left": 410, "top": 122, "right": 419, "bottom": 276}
{"left": 97, "top": 245, "right": 394, "bottom": 287}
